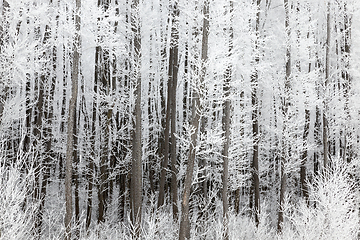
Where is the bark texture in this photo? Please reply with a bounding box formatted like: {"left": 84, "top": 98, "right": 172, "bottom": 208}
{"left": 130, "top": 0, "right": 142, "bottom": 237}
{"left": 251, "top": 0, "right": 261, "bottom": 227}
{"left": 64, "top": 0, "right": 81, "bottom": 239}
{"left": 277, "top": 0, "right": 291, "bottom": 233}
{"left": 179, "top": 1, "right": 209, "bottom": 239}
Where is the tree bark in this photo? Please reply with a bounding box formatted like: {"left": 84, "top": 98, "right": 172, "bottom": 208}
{"left": 130, "top": 0, "right": 142, "bottom": 237}
{"left": 170, "top": 1, "right": 180, "bottom": 221}
{"left": 222, "top": 59, "right": 230, "bottom": 240}
{"left": 179, "top": 1, "right": 209, "bottom": 239}
{"left": 323, "top": 1, "right": 330, "bottom": 171}
{"left": 33, "top": 67, "right": 44, "bottom": 236}
{"left": 277, "top": 0, "right": 291, "bottom": 233}
{"left": 97, "top": 0, "right": 111, "bottom": 224}
{"left": 86, "top": 101, "right": 95, "bottom": 229}
{"left": 341, "top": 3, "right": 351, "bottom": 163}
{"left": 35, "top": 26, "right": 55, "bottom": 238}
{"left": 222, "top": 2, "right": 233, "bottom": 239}
{"left": 157, "top": 52, "right": 172, "bottom": 208}
{"left": 300, "top": 109, "right": 310, "bottom": 202}
{"left": 65, "top": 0, "right": 81, "bottom": 238}
{"left": 86, "top": 47, "right": 98, "bottom": 230}
{"left": 251, "top": 0, "right": 261, "bottom": 227}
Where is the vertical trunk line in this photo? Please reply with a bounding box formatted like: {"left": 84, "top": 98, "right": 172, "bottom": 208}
{"left": 65, "top": 0, "right": 81, "bottom": 238}
{"left": 323, "top": 1, "right": 331, "bottom": 171}
{"left": 277, "top": 0, "right": 291, "bottom": 233}
{"left": 179, "top": 1, "right": 209, "bottom": 239}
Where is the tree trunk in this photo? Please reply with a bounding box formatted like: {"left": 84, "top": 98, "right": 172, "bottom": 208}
{"left": 277, "top": 0, "right": 291, "bottom": 233}
{"left": 65, "top": 0, "right": 81, "bottom": 238}
{"left": 97, "top": 0, "right": 111, "bottom": 224}
{"left": 179, "top": 1, "right": 209, "bottom": 239}
{"left": 86, "top": 50, "right": 98, "bottom": 230}
{"left": 86, "top": 100, "right": 95, "bottom": 229}
{"left": 35, "top": 26, "right": 55, "bottom": 237}
{"left": 130, "top": 0, "right": 142, "bottom": 237}
{"left": 300, "top": 109, "right": 310, "bottom": 202}
{"left": 323, "top": 1, "right": 330, "bottom": 170}
{"left": 222, "top": 2, "right": 233, "bottom": 239}
{"left": 74, "top": 109, "right": 80, "bottom": 226}
{"left": 0, "top": 1, "right": 8, "bottom": 127}
{"left": 33, "top": 69, "right": 44, "bottom": 236}
{"left": 341, "top": 4, "right": 351, "bottom": 163}
{"left": 222, "top": 61, "right": 230, "bottom": 240}
{"left": 157, "top": 52, "right": 172, "bottom": 208}
{"left": 170, "top": 1, "right": 180, "bottom": 221}
{"left": 251, "top": 0, "right": 261, "bottom": 227}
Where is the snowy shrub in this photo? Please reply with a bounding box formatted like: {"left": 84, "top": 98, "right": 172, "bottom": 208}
{"left": 0, "top": 157, "right": 38, "bottom": 240}
{"left": 79, "top": 195, "right": 177, "bottom": 240}
{"left": 281, "top": 158, "right": 359, "bottom": 240}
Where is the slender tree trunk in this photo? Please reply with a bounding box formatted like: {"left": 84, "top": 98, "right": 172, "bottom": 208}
{"left": 314, "top": 106, "right": 321, "bottom": 179}
{"left": 85, "top": 96, "right": 95, "bottom": 229}
{"left": 85, "top": 161, "right": 94, "bottom": 230}
{"left": 158, "top": 54, "right": 171, "bottom": 208}
{"left": 97, "top": 0, "right": 111, "bottom": 224}
{"left": 65, "top": 0, "right": 81, "bottom": 238}
{"left": 342, "top": 4, "right": 351, "bottom": 163}
{"left": 35, "top": 26, "right": 55, "bottom": 237}
{"left": 157, "top": 44, "right": 167, "bottom": 203}
{"left": 323, "top": 1, "right": 331, "bottom": 170}
{"left": 222, "top": 59, "right": 230, "bottom": 240}
{"left": 130, "top": 0, "right": 142, "bottom": 237}
{"left": 300, "top": 109, "right": 310, "bottom": 202}
{"left": 277, "top": 0, "right": 291, "bottom": 233}
{"left": 86, "top": 54, "right": 97, "bottom": 230}
{"left": 179, "top": 1, "right": 209, "bottom": 239}
{"left": 300, "top": 29, "right": 312, "bottom": 203}
{"left": 251, "top": 0, "right": 261, "bottom": 227}
{"left": 74, "top": 109, "right": 80, "bottom": 225}
{"left": 222, "top": 2, "right": 233, "bottom": 239}
{"left": 98, "top": 52, "right": 111, "bottom": 224}
{"left": 170, "top": 1, "right": 179, "bottom": 221}
{"left": 33, "top": 71, "right": 44, "bottom": 236}
{"left": 0, "top": 1, "right": 8, "bottom": 126}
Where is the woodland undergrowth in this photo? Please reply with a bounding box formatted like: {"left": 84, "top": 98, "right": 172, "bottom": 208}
{"left": 0, "top": 157, "right": 358, "bottom": 240}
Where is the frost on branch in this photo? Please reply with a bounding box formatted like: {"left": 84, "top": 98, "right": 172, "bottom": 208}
{"left": 280, "top": 158, "right": 359, "bottom": 240}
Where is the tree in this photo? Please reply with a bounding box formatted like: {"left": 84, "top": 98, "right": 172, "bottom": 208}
{"left": 251, "top": 0, "right": 261, "bottom": 227}
{"left": 97, "top": 0, "right": 111, "bottom": 224}
{"left": 64, "top": 0, "right": 81, "bottom": 238}
{"left": 221, "top": 1, "right": 234, "bottom": 239}
{"left": 0, "top": 0, "right": 359, "bottom": 239}
{"left": 35, "top": 23, "right": 55, "bottom": 237}
{"left": 179, "top": 0, "right": 209, "bottom": 239}
{"left": 130, "top": 0, "right": 142, "bottom": 236}
{"left": 277, "top": 0, "right": 291, "bottom": 232}
{"left": 170, "top": 1, "right": 180, "bottom": 221}
{"left": 323, "top": 1, "right": 330, "bottom": 171}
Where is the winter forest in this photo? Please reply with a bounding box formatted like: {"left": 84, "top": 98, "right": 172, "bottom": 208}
{"left": 0, "top": 0, "right": 360, "bottom": 239}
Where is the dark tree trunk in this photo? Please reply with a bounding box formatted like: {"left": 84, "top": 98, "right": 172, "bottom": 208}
{"left": 179, "top": 1, "right": 209, "bottom": 239}
{"left": 130, "top": 0, "right": 142, "bottom": 237}
{"left": 86, "top": 58, "right": 97, "bottom": 230}
{"left": 98, "top": 0, "right": 111, "bottom": 221}
{"left": 65, "top": 0, "right": 81, "bottom": 238}
{"left": 277, "top": 0, "right": 291, "bottom": 233}
{"left": 170, "top": 1, "right": 180, "bottom": 221}
{"left": 35, "top": 26, "right": 55, "bottom": 237}
{"left": 251, "top": 0, "right": 261, "bottom": 227}
{"left": 323, "top": 2, "right": 331, "bottom": 171}
{"left": 300, "top": 109, "right": 310, "bottom": 202}
{"left": 157, "top": 54, "right": 172, "bottom": 208}
{"left": 222, "top": 2, "right": 233, "bottom": 239}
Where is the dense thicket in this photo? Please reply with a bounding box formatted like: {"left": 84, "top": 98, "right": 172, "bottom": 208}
{"left": 0, "top": 0, "right": 359, "bottom": 239}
